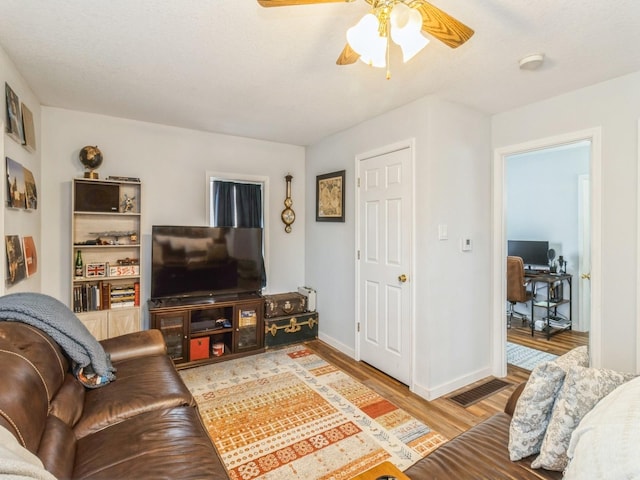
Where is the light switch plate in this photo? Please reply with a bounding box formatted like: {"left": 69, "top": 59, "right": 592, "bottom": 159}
{"left": 461, "top": 238, "right": 472, "bottom": 251}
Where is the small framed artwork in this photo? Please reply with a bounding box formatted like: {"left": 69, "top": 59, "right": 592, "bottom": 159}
{"left": 5, "top": 235, "right": 27, "bottom": 286}
{"left": 6, "top": 157, "right": 26, "bottom": 209}
{"left": 5, "top": 83, "right": 25, "bottom": 144}
{"left": 21, "top": 102, "right": 36, "bottom": 152}
{"left": 23, "top": 167, "right": 37, "bottom": 210}
{"left": 316, "top": 170, "right": 345, "bottom": 222}
{"left": 23, "top": 236, "right": 37, "bottom": 277}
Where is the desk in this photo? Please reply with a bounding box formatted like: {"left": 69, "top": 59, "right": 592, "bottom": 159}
{"left": 525, "top": 272, "right": 572, "bottom": 340}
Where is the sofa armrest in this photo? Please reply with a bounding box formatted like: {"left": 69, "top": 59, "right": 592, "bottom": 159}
{"left": 504, "top": 382, "right": 526, "bottom": 416}
{"left": 100, "top": 329, "right": 167, "bottom": 363}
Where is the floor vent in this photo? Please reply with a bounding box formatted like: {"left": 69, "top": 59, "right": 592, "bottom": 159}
{"left": 448, "top": 378, "right": 512, "bottom": 408}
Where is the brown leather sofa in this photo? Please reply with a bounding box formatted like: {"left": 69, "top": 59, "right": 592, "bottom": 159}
{"left": 0, "top": 321, "right": 228, "bottom": 479}
{"left": 404, "top": 383, "right": 562, "bottom": 480}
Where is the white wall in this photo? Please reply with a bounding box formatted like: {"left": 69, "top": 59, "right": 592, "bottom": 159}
{"left": 0, "top": 46, "right": 41, "bottom": 295}
{"left": 306, "top": 95, "right": 492, "bottom": 399}
{"left": 41, "top": 108, "right": 306, "bottom": 326}
{"left": 493, "top": 70, "right": 640, "bottom": 373}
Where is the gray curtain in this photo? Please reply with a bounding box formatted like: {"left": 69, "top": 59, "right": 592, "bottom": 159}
{"left": 212, "top": 180, "right": 265, "bottom": 286}
{"left": 213, "top": 181, "right": 235, "bottom": 227}
{"left": 235, "top": 183, "right": 262, "bottom": 228}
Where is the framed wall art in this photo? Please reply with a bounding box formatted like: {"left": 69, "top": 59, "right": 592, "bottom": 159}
{"left": 23, "top": 236, "right": 37, "bottom": 277}
{"left": 23, "top": 167, "right": 37, "bottom": 210}
{"left": 316, "top": 170, "right": 345, "bottom": 222}
{"left": 21, "top": 102, "right": 36, "bottom": 152}
{"left": 5, "top": 83, "right": 25, "bottom": 144}
{"left": 5, "top": 235, "right": 27, "bottom": 286}
{"left": 6, "top": 157, "right": 26, "bottom": 209}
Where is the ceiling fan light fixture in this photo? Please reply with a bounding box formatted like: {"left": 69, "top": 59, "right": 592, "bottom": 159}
{"left": 390, "top": 3, "right": 429, "bottom": 63}
{"left": 347, "top": 13, "right": 387, "bottom": 67}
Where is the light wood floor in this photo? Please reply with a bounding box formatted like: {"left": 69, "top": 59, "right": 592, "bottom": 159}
{"left": 304, "top": 326, "right": 588, "bottom": 441}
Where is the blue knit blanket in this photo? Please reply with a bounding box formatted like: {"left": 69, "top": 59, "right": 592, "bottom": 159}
{"left": 0, "top": 292, "right": 116, "bottom": 388}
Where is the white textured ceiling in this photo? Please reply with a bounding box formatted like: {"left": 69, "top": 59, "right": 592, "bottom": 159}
{"left": 1, "top": 1, "right": 640, "bottom": 146}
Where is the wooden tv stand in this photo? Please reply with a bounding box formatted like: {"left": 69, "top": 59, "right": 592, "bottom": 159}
{"left": 149, "top": 293, "right": 265, "bottom": 368}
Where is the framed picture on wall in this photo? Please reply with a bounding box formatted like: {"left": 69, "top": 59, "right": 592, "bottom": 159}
{"left": 5, "top": 83, "right": 25, "bottom": 144}
{"left": 6, "top": 157, "right": 26, "bottom": 209}
{"left": 23, "top": 166, "right": 37, "bottom": 210}
{"left": 21, "top": 102, "right": 36, "bottom": 152}
{"left": 23, "top": 236, "right": 37, "bottom": 277}
{"left": 5, "top": 235, "right": 27, "bottom": 286}
{"left": 316, "top": 170, "right": 345, "bottom": 222}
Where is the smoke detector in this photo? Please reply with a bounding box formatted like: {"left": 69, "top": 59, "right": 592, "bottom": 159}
{"left": 519, "top": 53, "right": 545, "bottom": 70}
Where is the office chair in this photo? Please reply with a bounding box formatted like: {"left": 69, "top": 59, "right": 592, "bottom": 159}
{"left": 506, "top": 256, "right": 532, "bottom": 328}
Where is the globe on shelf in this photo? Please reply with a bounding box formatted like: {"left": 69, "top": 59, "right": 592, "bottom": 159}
{"left": 79, "top": 145, "right": 103, "bottom": 179}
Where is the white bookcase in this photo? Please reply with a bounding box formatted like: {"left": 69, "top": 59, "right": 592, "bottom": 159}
{"left": 71, "top": 178, "right": 142, "bottom": 340}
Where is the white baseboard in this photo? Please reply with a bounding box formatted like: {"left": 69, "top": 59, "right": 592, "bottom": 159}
{"left": 317, "top": 332, "right": 355, "bottom": 359}
{"left": 411, "top": 366, "right": 494, "bottom": 401}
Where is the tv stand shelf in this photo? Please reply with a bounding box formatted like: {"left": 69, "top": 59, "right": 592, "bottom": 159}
{"left": 149, "top": 293, "right": 265, "bottom": 367}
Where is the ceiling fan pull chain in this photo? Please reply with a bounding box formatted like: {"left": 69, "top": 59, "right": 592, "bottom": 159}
{"left": 386, "top": 18, "right": 392, "bottom": 79}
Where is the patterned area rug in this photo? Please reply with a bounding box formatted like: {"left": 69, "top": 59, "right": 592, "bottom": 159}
{"left": 506, "top": 342, "right": 558, "bottom": 370}
{"left": 180, "top": 346, "right": 446, "bottom": 479}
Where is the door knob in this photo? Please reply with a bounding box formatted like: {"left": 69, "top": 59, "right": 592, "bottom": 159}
{"left": 398, "top": 274, "right": 408, "bottom": 283}
{"left": 581, "top": 273, "right": 591, "bottom": 280}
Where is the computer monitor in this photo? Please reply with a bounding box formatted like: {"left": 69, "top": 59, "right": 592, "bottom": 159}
{"left": 507, "top": 240, "right": 550, "bottom": 268}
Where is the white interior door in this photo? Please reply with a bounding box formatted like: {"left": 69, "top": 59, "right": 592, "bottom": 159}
{"left": 578, "top": 174, "right": 591, "bottom": 332}
{"left": 357, "top": 145, "right": 412, "bottom": 385}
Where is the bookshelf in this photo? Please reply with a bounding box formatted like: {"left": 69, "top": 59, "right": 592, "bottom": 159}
{"left": 71, "top": 177, "right": 142, "bottom": 340}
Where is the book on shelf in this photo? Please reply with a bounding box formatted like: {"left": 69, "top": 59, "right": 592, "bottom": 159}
{"left": 73, "top": 281, "right": 140, "bottom": 312}
{"left": 73, "top": 282, "right": 103, "bottom": 313}
{"left": 134, "top": 282, "right": 140, "bottom": 306}
{"left": 110, "top": 301, "right": 135, "bottom": 308}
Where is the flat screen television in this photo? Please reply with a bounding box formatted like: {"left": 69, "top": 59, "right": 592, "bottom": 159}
{"left": 507, "top": 240, "right": 549, "bottom": 268}
{"left": 151, "top": 225, "right": 264, "bottom": 300}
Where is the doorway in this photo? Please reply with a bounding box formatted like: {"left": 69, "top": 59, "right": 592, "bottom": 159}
{"left": 506, "top": 141, "right": 589, "bottom": 329}
{"left": 355, "top": 140, "right": 414, "bottom": 386}
{"left": 492, "top": 129, "right": 602, "bottom": 376}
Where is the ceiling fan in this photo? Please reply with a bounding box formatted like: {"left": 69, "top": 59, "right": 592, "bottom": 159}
{"left": 257, "top": 0, "right": 474, "bottom": 75}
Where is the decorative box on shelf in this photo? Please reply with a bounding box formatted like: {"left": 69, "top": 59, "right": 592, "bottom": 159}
{"left": 264, "top": 312, "right": 318, "bottom": 349}
{"left": 85, "top": 262, "right": 107, "bottom": 278}
{"left": 109, "top": 264, "right": 140, "bottom": 277}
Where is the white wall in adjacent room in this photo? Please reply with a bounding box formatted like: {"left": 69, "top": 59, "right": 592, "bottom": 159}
{"left": 41, "top": 107, "right": 306, "bottom": 326}
{"left": 305, "top": 95, "right": 492, "bottom": 399}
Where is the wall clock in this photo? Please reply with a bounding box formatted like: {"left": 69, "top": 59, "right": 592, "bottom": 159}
{"left": 281, "top": 174, "right": 295, "bottom": 233}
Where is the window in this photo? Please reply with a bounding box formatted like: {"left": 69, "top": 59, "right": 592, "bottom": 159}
{"left": 208, "top": 174, "right": 269, "bottom": 288}
{"left": 210, "top": 180, "right": 263, "bottom": 228}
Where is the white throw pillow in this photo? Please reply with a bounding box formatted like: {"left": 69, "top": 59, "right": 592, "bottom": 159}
{"left": 531, "top": 365, "right": 634, "bottom": 471}
{"left": 508, "top": 345, "right": 589, "bottom": 461}
{"left": 564, "top": 376, "right": 640, "bottom": 479}
{"left": 553, "top": 345, "right": 588, "bottom": 371}
{"left": 508, "top": 361, "right": 566, "bottom": 461}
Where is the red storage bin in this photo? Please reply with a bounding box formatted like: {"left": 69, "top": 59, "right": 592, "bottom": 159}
{"left": 190, "top": 337, "right": 210, "bottom": 361}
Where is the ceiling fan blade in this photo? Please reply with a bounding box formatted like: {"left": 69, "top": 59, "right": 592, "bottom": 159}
{"left": 408, "top": 0, "right": 474, "bottom": 48}
{"left": 336, "top": 43, "right": 360, "bottom": 65}
{"left": 258, "top": 0, "right": 351, "bottom": 6}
